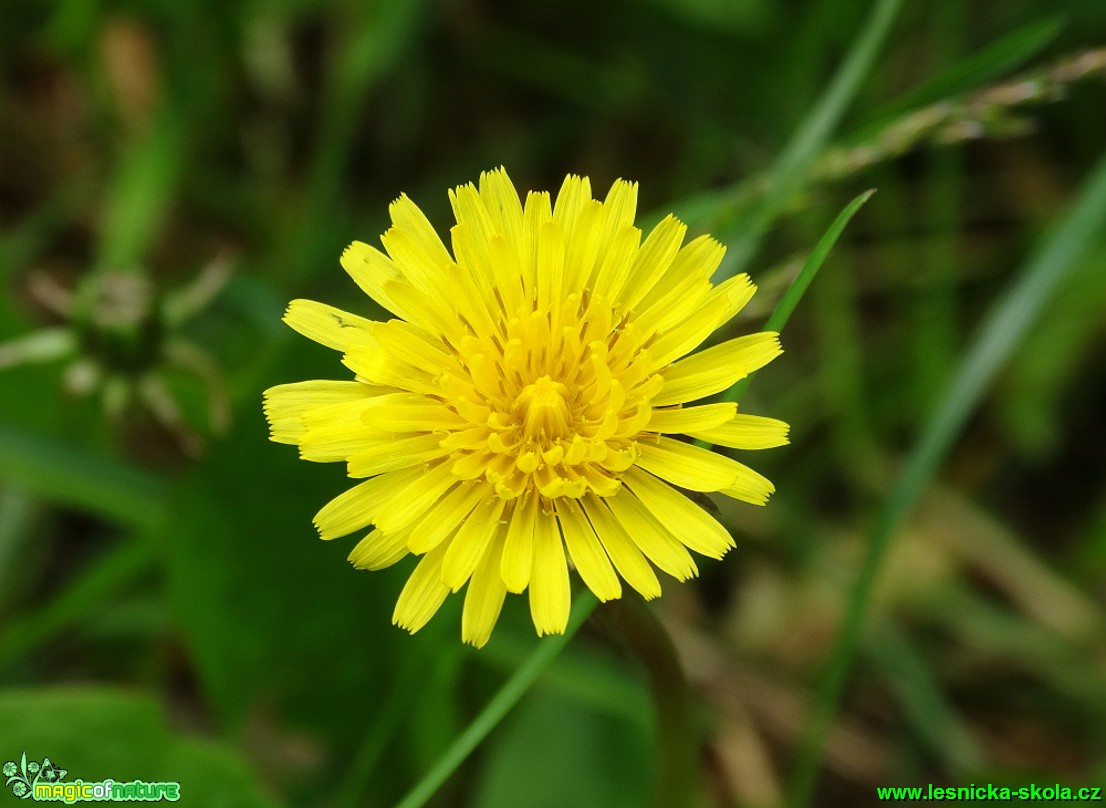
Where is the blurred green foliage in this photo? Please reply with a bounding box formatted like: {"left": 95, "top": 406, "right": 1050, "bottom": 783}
{"left": 2, "top": 1, "right": 1105, "bottom": 806}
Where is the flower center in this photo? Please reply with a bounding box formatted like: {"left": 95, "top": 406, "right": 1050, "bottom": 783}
{"left": 514, "top": 375, "right": 573, "bottom": 441}
{"left": 437, "top": 292, "right": 660, "bottom": 501}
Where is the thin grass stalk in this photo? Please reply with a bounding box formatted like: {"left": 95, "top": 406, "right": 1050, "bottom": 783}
{"left": 393, "top": 592, "right": 597, "bottom": 808}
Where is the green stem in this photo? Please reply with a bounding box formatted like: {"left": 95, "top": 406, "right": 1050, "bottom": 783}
{"left": 394, "top": 592, "right": 598, "bottom": 808}
{"left": 594, "top": 597, "right": 695, "bottom": 808}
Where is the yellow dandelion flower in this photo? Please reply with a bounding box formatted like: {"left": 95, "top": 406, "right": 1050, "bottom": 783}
{"left": 263, "top": 168, "right": 789, "bottom": 647}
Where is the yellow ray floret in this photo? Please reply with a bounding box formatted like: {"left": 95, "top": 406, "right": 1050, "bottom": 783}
{"left": 263, "top": 167, "right": 788, "bottom": 647}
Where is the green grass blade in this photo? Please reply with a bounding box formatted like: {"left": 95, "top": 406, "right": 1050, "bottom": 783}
{"left": 866, "top": 621, "right": 983, "bottom": 773}
{"left": 96, "top": 112, "right": 182, "bottom": 274}
{"left": 0, "top": 538, "right": 157, "bottom": 671}
{"left": 855, "top": 15, "right": 1064, "bottom": 136}
{"left": 788, "top": 150, "right": 1106, "bottom": 808}
{"left": 720, "top": 189, "right": 875, "bottom": 409}
{"left": 333, "top": 650, "right": 428, "bottom": 808}
{"left": 0, "top": 422, "right": 169, "bottom": 530}
{"left": 394, "top": 592, "right": 598, "bottom": 808}
{"left": 716, "top": 0, "right": 902, "bottom": 276}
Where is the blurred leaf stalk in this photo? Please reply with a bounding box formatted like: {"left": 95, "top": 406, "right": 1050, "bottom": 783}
{"left": 0, "top": 16, "right": 230, "bottom": 454}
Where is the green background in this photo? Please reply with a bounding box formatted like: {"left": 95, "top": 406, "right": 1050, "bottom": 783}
{"left": 2, "top": 0, "right": 1105, "bottom": 805}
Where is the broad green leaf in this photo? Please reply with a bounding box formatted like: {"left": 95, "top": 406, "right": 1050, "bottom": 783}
{"left": 0, "top": 687, "right": 277, "bottom": 807}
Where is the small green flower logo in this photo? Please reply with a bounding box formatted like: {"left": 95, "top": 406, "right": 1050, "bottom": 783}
{"left": 4, "top": 753, "right": 66, "bottom": 799}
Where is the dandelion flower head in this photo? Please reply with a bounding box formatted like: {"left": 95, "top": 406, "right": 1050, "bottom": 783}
{"left": 264, "top": 168, "right": 788, "bottom": 647}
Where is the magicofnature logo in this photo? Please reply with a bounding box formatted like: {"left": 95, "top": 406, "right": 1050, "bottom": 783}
{"left": 3, "top": 753, "right": 179, "bottom": 802}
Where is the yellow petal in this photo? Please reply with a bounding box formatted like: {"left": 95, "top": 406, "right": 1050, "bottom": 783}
{"left": 590, "top": 224, "right": 641, "bottom": 303}
{"left": 654, "top": 332, "right": 782, "bottom": 406}
{"left": 617, "top": 214, "right": 686, "bottom": 313}
{"left": 520, "top": 190, "right": 553, "bottom": 301}
{"left": 555, "top": 498, "right": 621, "bottom": 601}
{"left": 342, "top": 348, "right": 438, "bottom": 394}
{"left": 371, "top": 461, "right": 459, "bottom": 535}
{"left": 635, "top": 436, "right": 746, "bottom": 492}
{"left": 635, "top": 234, "right": 725, "bottom": 322}
{"left": 561, "top": 199, "right": 604, "bottom": 293}
{"left": 441, "top": 256, "right": 498, "bottom": 338}
{"left": 530, "top": 504, "right": 571, "bottom": 636}
{"left": 582, "top": 495, "right": 661, "bottom": 599}
{"left": 581, "top": 464, "right": 622, "bottom": 497}
{"left": 449, "top": 182, "right": 495, "bottom": 244}
{"left": 605, "top": 491, "right": 697, "bottom": 581}
{"left": 381, "top": 277, "right": 465, "bottom": 344}
{"left": 487, "top": 234, "right": 525, "bottom": 313}
{"left": 647, "top": 274, "right": 755, "bottom": 369}
{"left": 283, "top": 299, "right": 376, "bottom": 352}
{"left": 346, "top": 433, "right": 450, "bottom": 477}
{"left": 301, "top": 394, "right": 377, "bottom": 432}
{"left": 392, "top": 543, "right": 451, "bottom": 634}
{"left": 361, "top": 394, "right": 467, "bottom": 432}
{"left": 535, "top": 220, "right": 565, "bottom": 314}
{"left": 339, "top": 241, "right": 408, "bottom": 319}
{"left": 298, "top": 393, "right": 393, "bottom": 458}
{"left": 299, "top": 423, "right": 387, "bottom": 463}
{"left": 717, "top": 463, "right": 776, "bottom": 506}
{"left": 622, "top": 467, "right": 735, "bottom": 559}
{"left": 461, "top": 530, "right": 508, "bottom": 648}
{"left": 263, "top": 380, "right": 373, "bottom": 444}
{"left": 441, "top": 496, "right": 506, "bottom": 591}
{"left": 553, "top": 174, "right": 593, "bottom": 234}
{"left": 479, "top": 167, "right": 524, "bottom": 252}
{"left": 690, "top": 414, "right": 791, "bottom": 450}
{"left": 501, "top": 492, "right": 537, "bottom": 593}
{"left": 387, "top": 193, "right": 453, "bottom": 279}
{"left": 647, "top": 403, "right": 737, "bottom": 434}
{"left": 313, "top": 467, "right": 422, "bottom": 540}
{"left": 407, "top": 481, "right": 491, "bottom": 554}
{"left": 372, "top": 320, "right": 453, "bottom": 369}
{"left": 601, "top": 178, "right": 638, "bottom": 232}
{"left": 348, "top": 528, "right": 411, "bottom": 570}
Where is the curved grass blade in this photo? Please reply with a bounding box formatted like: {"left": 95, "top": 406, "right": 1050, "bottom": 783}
{"left": 721, "top": 189, "right": 876, "bottom": 409}
{"left": 788, "top": 150, "right": 1106, "bottom": 808}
